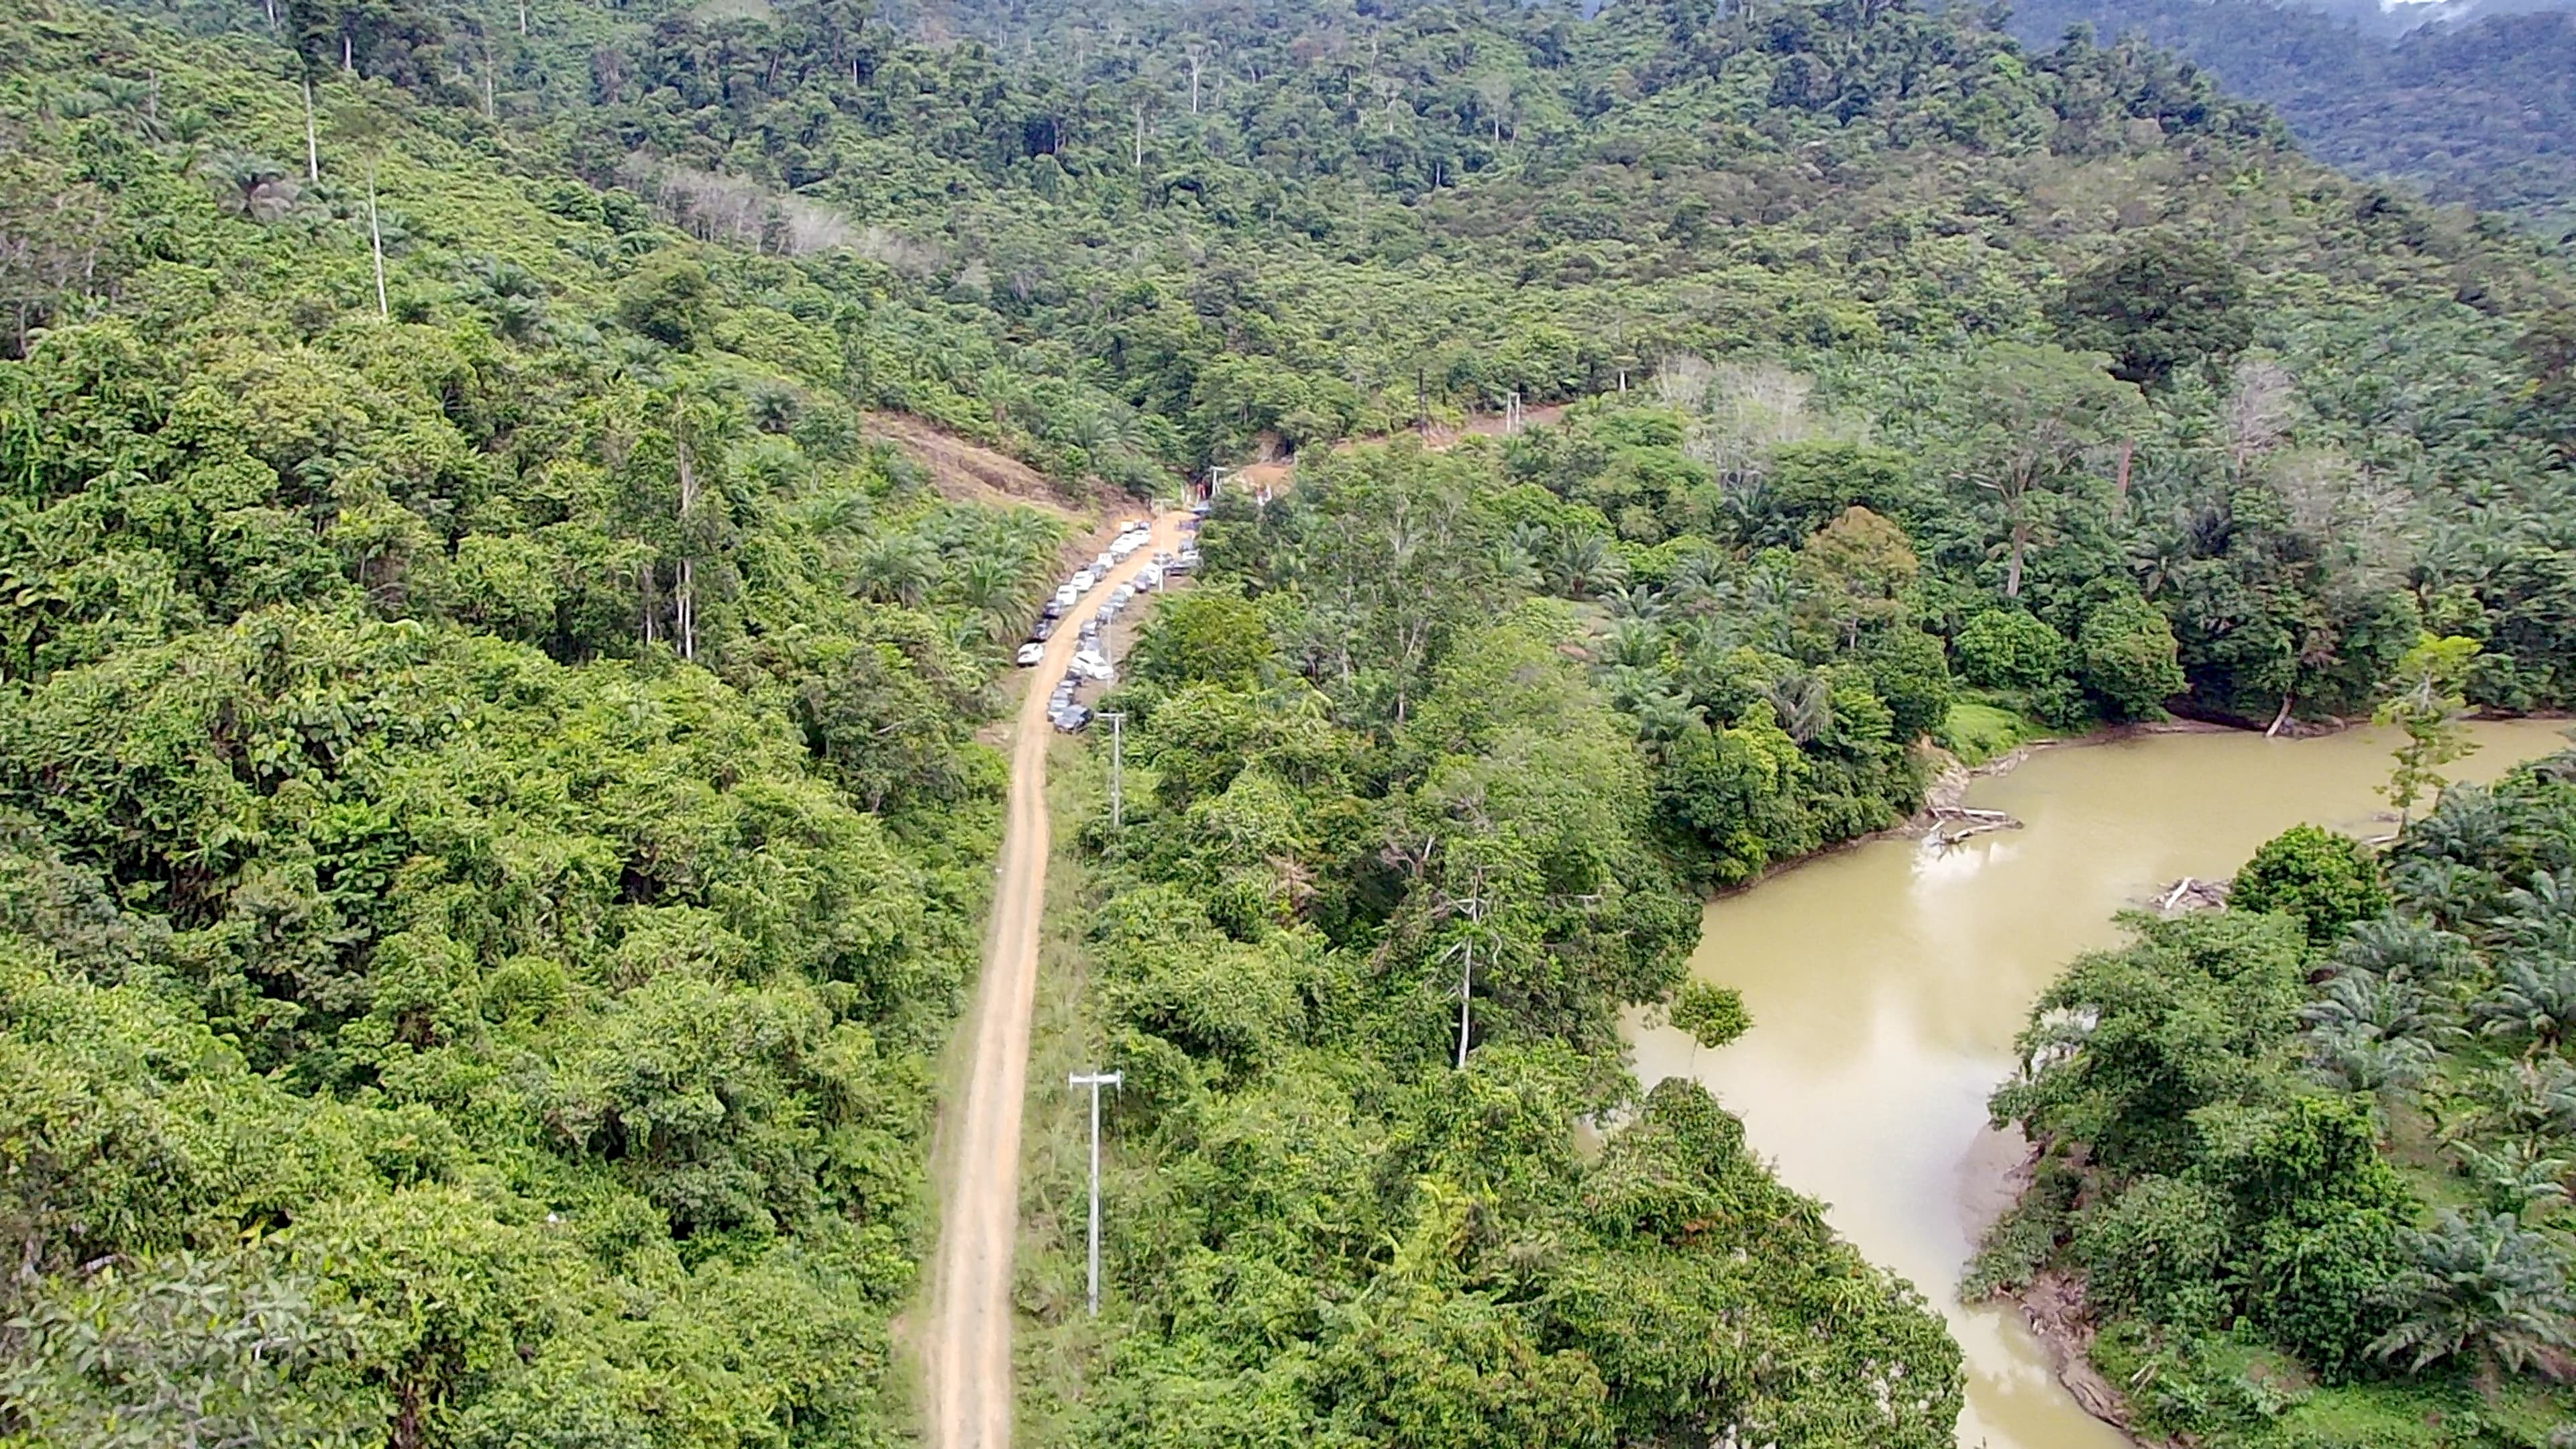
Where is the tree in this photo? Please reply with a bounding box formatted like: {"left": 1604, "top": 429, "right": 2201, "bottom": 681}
{"left": 2053, "top": 234, "right": 2255, "bottom": 388}
{"left": 1132, "top": 586, "right": 1276, "bottom": 690}
{"left": 1668, "top": 980, "right": 1750, "bottom": 1049}
{"left": 1861, "top": 627, "right": 1953, "bottom": 742}
{"left": 2377, "top": 633, "right": 2483, "bottom": 824}
{"left": 2371, "top": 1208, "right": 2576, "bottom": 1385}
{"left": 2524, "top": 304, "right": 2576, "bottom": 455}
{"left": 2231, "top": 824, "right": 2391, "bottom": 945}
{"left": 1953, "top": 609, "right": 2072, "bottom": 692}
{"left": 2471, "top": 955, "right": 2576, "bottom": 1053}
{"left": 2075, "top": 591, "right": 2186, "bottom": 720}
{"left": 1792, "top": 505, "right": 1919, "bottom": 649}
{"left": 1955, "top": 344, "right": 2141, "bottom": 598}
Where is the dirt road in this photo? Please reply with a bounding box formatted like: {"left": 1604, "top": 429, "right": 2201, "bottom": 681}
{"left": 925, "top": 507, "right": 1191, "bottom": 1449}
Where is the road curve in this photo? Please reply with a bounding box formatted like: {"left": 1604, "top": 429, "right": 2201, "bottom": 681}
{"left": 926, "top": 506, "right": 1190, "bottom": 1449}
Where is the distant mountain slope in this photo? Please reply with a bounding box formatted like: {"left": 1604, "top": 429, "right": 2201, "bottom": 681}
{"left": 2003, "top": 0, "right": 2576, "bottom": 236}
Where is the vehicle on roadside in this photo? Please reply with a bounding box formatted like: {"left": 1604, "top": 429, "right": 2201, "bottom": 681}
{"left": 1091, "top": 551, "right": 1115, "bottom": 572}
{"left": 1072, "top": 569, "right": 1097, "bottom": 592}
{"left": 1119, "top": 518, "right": 1147, "bottom": 535}
{"left": 1016, "top": 641, "right": 1044, "bottom": 667}
{"left": 1049, "top": 586, "right": 1075, "bottom": 610}
{"left": 1109, "top": 582, "right": 1136, "bottom": 605}
{"left": 1030, "top": 617, "right": 1055, "bottom": 641}
{"left": 1166, "top": 551, "right": 1197, "bottom": 574}
{"left": 1135, "top": 567, "right": 1163, "bottom": 590}
{"left": 1052, "top": 705, "right": 1092, "bottom": 733}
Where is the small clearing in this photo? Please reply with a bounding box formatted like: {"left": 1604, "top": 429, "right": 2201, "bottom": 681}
{"left": 865, "top": 411, "right": 1081, "bottom": 519}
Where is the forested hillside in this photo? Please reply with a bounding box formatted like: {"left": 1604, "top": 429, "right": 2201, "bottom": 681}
{"left": 3, "top": 0, "right": 2576, "bottom": 1442}
{"left": 2005, "top": 0, "right": 2576, "bottom": 237}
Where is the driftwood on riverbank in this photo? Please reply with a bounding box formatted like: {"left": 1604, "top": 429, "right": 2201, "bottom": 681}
{"left": 1925, "top": 804, "right": 2023, "bottom": 850}
{"left": 2149, "top": 875, "right": 2230, "bottom": 912}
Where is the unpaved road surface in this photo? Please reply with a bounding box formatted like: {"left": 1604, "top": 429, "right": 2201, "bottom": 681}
{"left": 926, "top": 507, "right": 1191, "bottom": 1449}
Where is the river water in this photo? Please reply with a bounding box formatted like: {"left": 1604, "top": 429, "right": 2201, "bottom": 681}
{"left": 1626, "top": 720, "right": 2572, "bottom": 1449}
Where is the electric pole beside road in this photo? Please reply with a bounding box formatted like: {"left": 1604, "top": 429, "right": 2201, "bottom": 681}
{"left": 1102, "top": 711, "right": 1128, "bottom": 829}
{"left": 1068, "top": 1069, "right": 1123, "bottom": 1316}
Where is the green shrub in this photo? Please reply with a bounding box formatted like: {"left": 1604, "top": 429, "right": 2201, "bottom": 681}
{"left": 2232, "top": 826, "right": 2391, "bottom": 945}
{"left": 1954, "top": 609, "right": 2072, "bottom": 692}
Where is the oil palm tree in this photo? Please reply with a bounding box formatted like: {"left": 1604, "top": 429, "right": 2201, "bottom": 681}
{"left": 2471, "top": 953, "right": 2576, "bottom": 1053}
{"left": 2451, "top": 1138, "right": 2573, "bottom": 1219}
{"left": 2371, "top": 1208, "right": 2576, "bottom": 1383}
{"left": 2332, "top": 917, "right": 2477, "bottom": 985}
{"left": 852, "top": 532, "right": 940, "bottom": 608}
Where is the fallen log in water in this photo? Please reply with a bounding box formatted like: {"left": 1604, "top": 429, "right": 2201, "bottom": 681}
{"left": 1925, "top": 805, "right": 2025, "bottom": 850}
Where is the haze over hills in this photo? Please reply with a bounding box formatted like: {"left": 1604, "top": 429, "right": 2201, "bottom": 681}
{"left": 2001, "top": 0, "right": 2576, "bottom": 235}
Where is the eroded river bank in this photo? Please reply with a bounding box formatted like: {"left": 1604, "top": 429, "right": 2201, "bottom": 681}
{"left": 1627, "top": 718, "right": 2574, "bottom": 1449}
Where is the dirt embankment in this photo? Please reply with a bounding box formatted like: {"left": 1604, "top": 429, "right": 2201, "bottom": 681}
{"left": 863, "top": 411, "right": 1082, "bottom": 517}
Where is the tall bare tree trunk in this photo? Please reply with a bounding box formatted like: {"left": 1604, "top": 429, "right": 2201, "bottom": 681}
{"left": 675, "top": 435, "right": 699, "bottom": 662}
{"left": 302, "top": 78, "right": 319, "bottom": 180}
{"left": 368, "top": 174, "right": 388, "bottom": 319}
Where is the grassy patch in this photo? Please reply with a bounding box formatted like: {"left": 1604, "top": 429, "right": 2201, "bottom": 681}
{"left": 1939, "top": 697, "right": 2051, "bottom": 766}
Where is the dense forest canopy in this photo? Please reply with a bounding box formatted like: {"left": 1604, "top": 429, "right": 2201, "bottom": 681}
{"left": 0, "top": 0, "right": 2574, "bottom": 1442}
{"left": 2003, "top": 0, "right": 2576, "bottom": 237}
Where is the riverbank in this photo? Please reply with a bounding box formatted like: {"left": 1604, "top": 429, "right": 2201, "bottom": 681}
{"left": 1636, "top": 718, "right": 2576, "bottom": 1449}
{"left": 1711, "top": 717, "right": 2230, "bottom": 902}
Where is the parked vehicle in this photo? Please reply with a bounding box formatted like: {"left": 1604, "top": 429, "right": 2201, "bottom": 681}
{"left": 1030, "top": 616, "right": 1055, "bottom": 641}
{"left": 1091, "top": 551, "right": 1115, "bottom": 572}
{"left": 1052, "top": 706, "right": 1093, "bottom": 733}
{"left": 1016, "top": 641, "right": 1044, "bottom": 666}
{"left": 1119, "top": 518, "right": 1147, "bottom": 535}
{"left": 1050, "top": 587, "right": 1075, "bottom": 610}
{"left": 1072, "top": 570, "right": 1097, "bottom": 592}
{"left": 1110, "top": 582, "right": 1136, "bottom": 605}
{"left": 1167, "top": 552, "right": 1197, "bottom": 574}
{"left": 1135, "top": 567, "right": 1163, "bottom": 590}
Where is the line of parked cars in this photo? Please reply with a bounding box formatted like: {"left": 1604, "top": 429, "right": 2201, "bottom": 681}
{"left": 1018, "top": 518, "right": 1176, "bottom": 733}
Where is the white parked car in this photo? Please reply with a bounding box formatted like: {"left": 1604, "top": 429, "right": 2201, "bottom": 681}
{"left": 1092, "top": 551, "right": 1116, "bottom": 572}
{"left": 1072, "top": 569, "right": 1097, "bottom": 592}
{"left": 1118, "top": 518, "right": 1146, "bottom": 535}
{"left": 1053, "top": 584, "right": 1078, "bottom": 608}
{"left": 1016, "top": 641, "right": 1045, "bottom": 667}
{"left": 1109, "top": 537, "right": 1142, "bottom": 561}
{"left": 1110, "top": 582, "right": 1136, "bottom": 605}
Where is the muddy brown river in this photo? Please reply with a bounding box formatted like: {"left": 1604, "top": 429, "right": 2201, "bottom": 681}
{"left": 1627, "top": 720, "right": 2571, "bottom": 1448}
